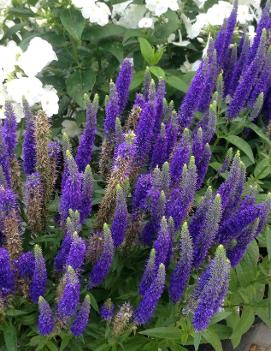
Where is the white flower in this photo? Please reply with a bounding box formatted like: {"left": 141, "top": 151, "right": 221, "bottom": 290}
{"left": 71, "top": 0, "right": 87, "bottom": 8}
{"left": 248, "top": 25, "right": 256, "bottom": 42}
{"left": 237, "top": 5, "right": 254, "bottom": 24}
{"left": 40, "top": 85, "right": 59, "bottom": 117}
{"left": 138, "top": 17, "right": 154, "bottom": 28}
{"left": 62, "top": 120, "right": 81, "bottom": 138}
{"left": 18, "top": 37, "right": 57, "bottom": 77}
{"left": 182, "top": 13, "right": 207, "bottom": 39}
{"left": 0, "top": 84, "right": 8, "bottom": 106}
{"left": 6, "top": 77, "right": 43, "bottom": 106}
{"left": 112, "top": 3, "right": 146, "bottom": 29}
{"left": 193, "top": 0, "right": 207, "bottom": 8}
{"left": 0, "top": 0, "right": 11, "bottom": 9}
{"left": 145, "top": 0, "right": 179, "bottom": 17}
{"left": 0, "top": 41, "right": 22, "bottom": 78}
{"left": 81, "top": 1, "right": 111, "bottom": 26}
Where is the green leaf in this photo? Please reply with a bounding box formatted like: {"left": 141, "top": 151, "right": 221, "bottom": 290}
{"left": 254, "top": 158, "right": 271, "bottom": 179}
{"left": 165, "top": 75, "right": 188, "bottom": 93}
{"left": 6, "top": 309, "right": 28, "bottom": 317}
{"left": 139, "top": 327, "right": 181, "bottom": 339}
{"left": 139, "top": 38, "right": 155, "bottom": 65}
{"left": 2, "top": 323, "right": 17, "bottom": 351}
{"left": 193, "top": 333, "right": 201, "bottom": 351}
{"left": 225, "top": 135, "right": 254, "bottom": 163}
{"left": 201, "top": 328, "right": 223, "bottom": 351}
{"left": 236, "top": 240, "right": 259, "bottom": 287}
{"left": 210, "top": 311, "right": 232, "bottom": 325}
{"left": 151, "top": 46, "right": 164, "bottom": 65}
{"left": 47, "top": 341, "right": 59, "bottom": 351}
{"left": 231, "top": 306, "right": 255, "bottom": 341}
{"left": 149, "top": 66, "right": 165, "bottom": 79}
{"left": 89, "top": 292, "right": 99, "bottom": 312}
{"left": 130, "top": 70, "right": 145, "bottom": 91}
{"left": 66, "top": 69, "right": 96, "bottom": 107}
{"left": 60, "top": 9, "right": 85, "bottom": 41}
{"left": 247, "top": 122, "right": 271, "bottom": 145}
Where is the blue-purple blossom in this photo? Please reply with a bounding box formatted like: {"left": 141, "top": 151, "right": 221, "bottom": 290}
{"left": 111, "top": 184, "right": 128, "bottom": 247}
{"left": 169, "top": 222, "right": 193, "bottom": 303}
{"left": 0, "top": 128, "right": 11, "bottom": 186}
{"left": 30, "top": 245, "right": 47, "bottom": 303}
{"left": 66, "top": 232, "right": 86, "bottom": 270}
{"left": 76, "top": 95, "right": 98, "bottom": 172}
{"left": 153, "top": 79, "right": 166, "bottom": 135}
{"left": 57, "top": 266, "right": 80, "bottom": 320}
{"left": 54, "top": 233, "right": 73, "bottom": 272}
{"left": 115, "top": 58, "right": 133, "bottom": 114}
{"left": 15, "top": 251, "right": 35, "bottom": 281}
{"left": 192, "top": 245, "right": 231, "bottom": 331}
{"left": 70, "top": 295, "right": 91, "bottom": 336}
{"left": 153, "top": 217, "right": 171, "bottom": 266}
{"left": 169, "top": 128, "right": 191, "bottom": 185}
{"left": 100, "top": 299, "right": 115, "bottom": 321}
{"left": 89, "top": 223, "right": 114, "bottom": 288}
{"left": 133, "top": 173, "right": 153, "bottom": 212}
{"left": 133, "top": 263, "right": 165, "bottom": 325}
{"left": 59, "top": 151, "right": 83, "bottom": 224}
{"left": 3, "top": 102, "right": 17, "bottom": 158}
{"left": 167, "top": 157, "right": 197, "bottom": 230}
{"left": 80, "top": 165, "right": 93, "bottom": 223}
{"left": 0, "top": 248, "right": 15, "bottom": 297}
{"left": 22, "top": 100, "right": 36, "bottom": 175}
{"left": 135, "top": 102, "right": 155, "bottom": 164}
{"left": 139, "top": 248, "right": 156, "bottom": 296}
{"left": 38, "top": 296, "right": 54, "bottom": 336}
{"left": 151, "top": 123, "right": 168, "bottom": 169}
{"left": 104, "top": 82, "right": 120, "bottom": 135}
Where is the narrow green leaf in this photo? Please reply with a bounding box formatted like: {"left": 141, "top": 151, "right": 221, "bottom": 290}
{"left": 139, "top": 327, "right": 181, "bottom": 339}
{"left": 225, "top": 135, "right": 254, "bottom": 163}
{"left": 210, "top": 311, "right": 232, "bottom": 325}
{"left": 139, "top": 37, "right": 154, "bottom": 65}
{"left": 3, "top": 323, "right": 17, "bottom": 351}
{"left": 149, "top": 66, "right": 165, "bottom": 79}
{"left": 60, "top": 9, "right": 85, "bottom": 41}
{"left": 165, "top": 75, "right": 188, "bottom": 92}
{"left": 89, "top": 292, "right": 99, "bottom": 312}
{"left": 254, "top": 158, "right": 271, "bottom": 179}
{"left": 247, "top": 122, "right": 271, "bottom": 145}
{"left": 201, "top": 328, "right": 223, "bottom": 351}
{"left": 230, "top": 306, "right": 255, "bottom": 341}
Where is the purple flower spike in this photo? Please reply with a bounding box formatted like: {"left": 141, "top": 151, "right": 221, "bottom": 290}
{"left": 15, "top": 251, "right": 35, "bottom": 281}
{"left": 169, "top": 128, "right": 191, "bottom": 186}
{"left": 57, "top": 266, "right": 80, "bottom": 320}
{"left": 66, "top": 232, "right": 86, "bottom": 270}
{"left": 153, "top": 79, "right": 166, "bottom": 135}
{"left": 80, "top": 165, "right": 93, "bottom": 223}
{"left": 100, "top": 299, "right": 115, "bottom": 321}
{"left": 54, "top": 232, "right": 73, "bottom": 272}
{"left": 76, "top": 95, "right": 98, "bottom": 172}
{"left": 30, "top": 245, "right": 47, "bottom": 303}
{"left": 177, "top": 60, "right": 207, "bottom": 129}
{"left": 111, "top": 184, "right": 128, "bottom": 247}
{"left": 59, "top": 150, "right": 83, "bottom": 224}
{"left": 139, "top": 248, "right": 156, "bottom": 296}
{"left": 192, "top": 245, "right": 231, "bottom": 331}
{"left": 104, "top": 82, "right": 120, "bottom": 135}
{"left": 151, "top": 123, "right": 168, "bottom": 169}
{"left": 0, "top": 127, "right": 11, "bottom": 186}
{"left": 132, "top": 173, "right": 153, "bottom": 212}
{"left": 135, "top": 102, "right": 155, "bottom": 164}
{"left": 167, "top": 156, "right": 197, "bottom": 230}
{"left": 22, "top": 99, "right": 36, "bottom": 175}
{"left": 153, "top": 217, "right": 171, "bottom": 266}
{"left": 0, "top": 248, "right": 15, "bottom": 297}
{"left": 227, "top": 218, "right": 259, "bottom": 267}
{"left": 70, "top": 295, "right": 91, "bottom": 336}
{"left": 169, "top": 222, "right": 193, "bottom": 303}
{"left": 3, "top": 102, "right": 17, "bottom": 158}
{"left": 115, "top": 58, "right": 133, "bottom": 114}
{"left": 193, "top": 194, "right": 222, "bottom": 268}
{"left": 134, "top": 263, "right": 165, "bottom": 325}
{"left": 38, "top": 296, "right": 54, "bottom": 336}
{"left": 89, "top": 223, "right": 114, "bottom": 288}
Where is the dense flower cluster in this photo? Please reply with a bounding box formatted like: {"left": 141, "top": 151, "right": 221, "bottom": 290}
{"left": 0, "top": 37, "right": 58, "bottom": 119}
{"left": 0, "top": 3, "right": 271, "bottom": 339}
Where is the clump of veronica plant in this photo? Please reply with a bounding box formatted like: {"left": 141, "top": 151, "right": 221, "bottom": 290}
{"left": 0, "top": 6, "right": 271, "bottom": 343}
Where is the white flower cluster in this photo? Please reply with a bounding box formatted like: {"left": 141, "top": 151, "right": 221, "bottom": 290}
{"left": 72, "top": 0, "right": 111, "bottom": 26}
{"left": 0, "top": 37, "right": 59, "bottom": 119}
{"left": 183, "top": 0, "right": 259, "bottom": 39}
